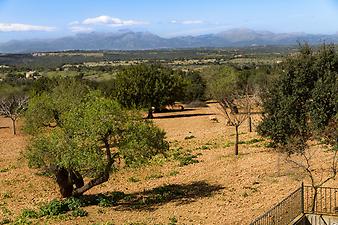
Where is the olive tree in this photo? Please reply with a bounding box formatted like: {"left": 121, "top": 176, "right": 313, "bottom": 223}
{"left": 25, "top": 82, "right": 169, "bottom": 197}
{"left": 258, "top": 44, "right": 338, "bottom": 212}
{"left": 115, "top": 64, "right": 184, "bottom": 119}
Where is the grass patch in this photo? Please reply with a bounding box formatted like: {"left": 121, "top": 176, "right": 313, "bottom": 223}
{"left": 168, "top": 170, "right": 179, "bottom": 177}
{"left": 2, "top": 192, "right": 12, "bottom": 199}
{"left": 263, "top": 142, "right": 276, "bottom": 148}
{"left": 168, "top": 216, "right": 178, "bottom": 225}
{"left": 0, "top": 168, "right": 9, "bottom": 173}
{"left": 178, "top": 154, "right": 199, "bottom": 166}
{"left": 0, "top": 218, "right": 11, "bottom": 225}
{"left": 223, "top": 141, "right": 234, "bottom": 147}
{"left": 168, "top": 147, "right": 199, "bottom": 166}
{"left": 145, "top": 173, "right": 164, "bottom": 180}
{"left": 196, "top": 145, "right": 210, "bottom": 150}
{"left": 16, "top": 197, "right": 89, "bottom": 222}
{"left": 243, "top": 138, "right": 265, "bottom": 145}
{"left": 230, "top": 132, "right": 246, "bottom": 136}
{"left": 128, "top": 176, "right": 140, "bottom": 183}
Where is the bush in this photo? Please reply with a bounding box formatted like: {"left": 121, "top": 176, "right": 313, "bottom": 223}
{"left": 20, "top": 209, "right": 39, "bottom": 219}
{"left": 39, "top": 199, "right": 69, "bottom": 216}
{"left": 71, "top": 208, "right": 88, "bottom": 217}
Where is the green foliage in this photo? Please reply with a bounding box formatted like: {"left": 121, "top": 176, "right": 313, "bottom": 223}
{"left": 168, "top": 216, "right": 178, "bottom": 225}
{"left": 168, "top": 170, "right": 179, "bottom": 176}
{"left": 115, "top": 64, "right": 184, "bottom": 111}
{"left": 178, "top": 154, "right": 199, "bottom": 167}
{"left": 128, "top": 176, "right": 140, "bottom": 183}
{"left": 98, "top": 197, "right": 115, "bottom": 207}
{"left": 39, "top": 199, "right": 70, "bottom": 216}
{"left": 244, "top": 138, "right": 265, "bottom": 145}
{"left": 118, "top": 120, "right": 169, "bottom": 167}
{"left": 0, "top": 168, "right": 9, "bottom": 173}
{"left": 25, "top": 80, "right": 169, "bottom": 196}
{"left": 178, "top": 70, "right": 206, "bottom": 102}
{"left": 71, "top": 208, "right": 88, "bottom": 217}
{"left": 0, "top": 218, "right": 11, "bottom": 225}
{"left": 24, "top": 78, "right": 90, "bottom": 134}
{"left": 258, "top": 44, "right": 338, "bottom": 152}
{"left": 145, "top": 173, "right": 163, "bottom": 180}
{"left": 206, "top": 66, "right": 238, "bottom": 101}
{"left": 15, "top": 198, "right": 88, "bottom": 223}
{"left": 20, "top": 209, "right": 39, "bottom": 219}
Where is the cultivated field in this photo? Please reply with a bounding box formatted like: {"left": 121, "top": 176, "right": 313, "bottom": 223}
{"left": 0, "top": 103, "right": 336, "bottom": 225}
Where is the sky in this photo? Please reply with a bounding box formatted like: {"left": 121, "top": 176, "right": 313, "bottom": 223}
{"left": 0, "top": 0, "right": 338, "bottom": 42}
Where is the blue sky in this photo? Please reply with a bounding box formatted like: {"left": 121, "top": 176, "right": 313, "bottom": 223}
{"left": 0, "top": 0, "right": 338, "bottom": 42}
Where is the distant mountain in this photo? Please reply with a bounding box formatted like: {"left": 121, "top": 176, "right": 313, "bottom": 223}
{"left": 1, "top": 29, "right": 338, "bottom": 53}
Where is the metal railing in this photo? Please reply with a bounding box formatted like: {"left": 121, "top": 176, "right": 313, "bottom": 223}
{"left": 250, "top": 184, "right": 338, "bottom": 225}
{"left": 250, "top": 186, "right": 303, "bottom": 225}
{"left": 304, "top": 186, "right": 338, "bottom": 216}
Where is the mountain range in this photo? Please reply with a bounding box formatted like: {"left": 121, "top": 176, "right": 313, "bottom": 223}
{"left": 1, "top": 29, "right": 338, "bottom": 53}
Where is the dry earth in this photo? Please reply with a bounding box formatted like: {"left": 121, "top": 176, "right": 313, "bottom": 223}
{"left": 0, "top": 102, "right": 336, "bottom": 225}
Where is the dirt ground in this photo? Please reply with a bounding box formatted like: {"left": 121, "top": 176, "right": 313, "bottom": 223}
{"left": 0, "top": 102, "right": 336, "bottom": 225}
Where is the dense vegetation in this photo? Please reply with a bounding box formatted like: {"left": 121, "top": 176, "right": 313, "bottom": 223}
{"left": 258, "top": 44, "right": 337, "bottom": 152}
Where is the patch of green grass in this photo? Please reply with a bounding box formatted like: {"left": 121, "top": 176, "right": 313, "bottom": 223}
{"left": 20, "top": 209, "right": 39, "bottom": 219}
{"left": 128, "top": 176, "right": 140, "bottom": 183}
{"left": 168, "top": 216, "right": 178, "bottom": 225}
{"left": 145, "top": 173, "right": 164, "bottom": 180}
{"left": 0, "top": 168, "right": 9, "bottom": 173}
{"left": 230, "top": 132, "right": 246, "bottom": 136}
{"left": 98, "top": 197, "right": 115, "bottom": 207}
{"left": 12, "top": 217, "right": 32, "bottom": 225}
{"left": 243, "top": 138, "right": 265, "bottom": 145}
{"left": 264, "top": 142, "right": 276, "bottom": 148}
{"left": 92, "top": 222, "right": 115, "bottom": 225}
{"left": 168, "top": 170, "right": 179, "bottom": 177}
{"left": 2, "top": 192, "right": 12, "bottom": 199}
{"left": 223, "top": 141, "right": 234, "bottom": 147}
{"left": 0, "top": 218, "right": 11, "bottom": 225}
{"left": 71, "top": 208, "right": 88, "bottom": 217}
{"left": 168, "top": 147, "right": 184, "bottom": 160}
{"left": 197, "top": 145, "right": 210, "bottom": 150}
{"left": 39, "top": 199, "right": 69, "bottom": 216}
{"left": 37, "top": 197, "right": 87, "bottom": 217}
{"left": 178, "top": 154, "right": 199, "bottom": 166}
{"left": 124, "top": 223, "right": 147, "bottom": 225}
{"left": 1, "top": 206, "right": 12, "bottom": 217}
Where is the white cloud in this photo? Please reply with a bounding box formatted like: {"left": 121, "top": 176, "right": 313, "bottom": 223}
{"left": 82, "top": 15, "right": 147, "bottom": 26}
{"left": 0, "top": 23, "right": 55, "bottom": 32}
{"left": 69, "top": 26, "right": 93, "bottom": 33}
{"left": 171, "top": 20, "right": 204, "bottom": 25}
{"left": 69, "top": 21, "right": 80, "bottom": 26}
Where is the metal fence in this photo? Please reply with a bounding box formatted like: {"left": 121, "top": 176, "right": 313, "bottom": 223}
{"left": 304, "top": 186, "right": 338, "bottom": 216}
{"left": 250, "top": 186, "right": 304, "bottom": 225}
{"left": 250, "top": 185, "right": 338, "bottom": 225}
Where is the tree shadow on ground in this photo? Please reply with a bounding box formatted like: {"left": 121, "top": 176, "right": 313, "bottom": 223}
{"left": 0, "top": 126, "right": 9, "bottom": 129}
{"left": 80, "top": 181, "right": 224, "bottom": 212}
{"left": 154, "top": 113, "right": 216, "bottom": 119}
{"left": 155, "top": 108, "right": 197, "bottom": 114}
